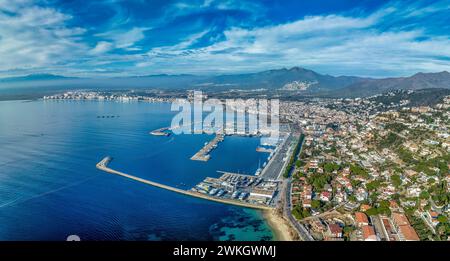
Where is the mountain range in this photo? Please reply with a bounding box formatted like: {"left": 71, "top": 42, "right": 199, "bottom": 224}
{"left": 0, "top": 67, "right": 449, "bottom": 98}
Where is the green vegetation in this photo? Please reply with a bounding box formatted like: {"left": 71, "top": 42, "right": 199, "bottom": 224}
{"left": 430, "top": 181, "right": 450, "bottom": 206}
{"left": 366, "top": 180, "right": 383, "bottom": 191}
{"left": 397, "top": 147, "right": 415, "bottom": 164}
{"left": 311, "top": 199, "right": 321, "bottom": 209}
{"left": 379, "top": 132, "right": 404, "bottom": 148}
{"left": 323, "top": 162, "right": 340, "bottom": 173}
{"left": 295, "top": 159, "right": 305, "bottom": 168}
{"left": 350, "top": 164, "right": 369, "bottom": 178}
{"left": 405, "top": 211, "right": 435, "bottom": 240}
{"left": 385, "top": 122, "right": 407, "bottom": 133}
{"left": 283, "top": 134, "right": 305, "bottom": 178}
{"left": 292, "top": 205, "right": 311, "bottom": 220}
{"left": 391, "top": 174, "right": 402, "bottom": 187}
{"left": 307, "top": 173, "right": 332, "bottom": 191}
{"left": 343, "top": 226, "right": 355, "bottom": 241}
{"left": 365, "top": 201, "right": 391, "bottom": 216}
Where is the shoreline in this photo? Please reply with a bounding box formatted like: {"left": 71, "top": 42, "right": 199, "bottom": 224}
{"left": 263, "top": 209, "right": 296, "bottom": 241}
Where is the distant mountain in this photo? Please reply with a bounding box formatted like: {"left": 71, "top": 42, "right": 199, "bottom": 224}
{"left": 0, "top": 74, "right": 76, "bottom": 83}
{"left": 1, "top": 68, "right": 449, "bottom": 98}
{"left": 332, "top": 71, "right": 450, "bottom": 97}
{"left": 198, "top": 67, "right": 367, "bottom": 91}
{"left": 369, "top": 88, "right": 450, "bottom": 107}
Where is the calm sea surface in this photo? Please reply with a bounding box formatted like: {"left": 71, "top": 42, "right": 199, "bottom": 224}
{"left": 0, "top": 100, "right": 274, "bottom": 240}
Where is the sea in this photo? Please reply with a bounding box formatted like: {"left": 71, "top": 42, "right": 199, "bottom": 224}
{"left": 0, "top": 99, "right": 275, "bottom": 241}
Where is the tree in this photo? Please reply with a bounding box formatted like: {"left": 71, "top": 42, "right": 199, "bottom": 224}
{"left": 419, "top": 191, "right": 430, "bottom": 199}
{"left": 437, "top": 215, "right": 448, "bottom": 223}
{"left": 311, "top": 200, "right": 321, "bottom": 209}
{"left": 350, "top": 164, "right": 369, "bottom": 178}
{"left": 391, "top": 174, "right": 402, "bottom": 187}
{"left": 366, "top": 180, "right": 382, "bottom": 191}
{"left": 365, "top": 208, "right": 378, "bottom": 216}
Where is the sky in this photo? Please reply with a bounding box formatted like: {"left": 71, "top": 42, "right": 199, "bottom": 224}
{"left": 0, "top": 0, "right": 449, "bottom": 78}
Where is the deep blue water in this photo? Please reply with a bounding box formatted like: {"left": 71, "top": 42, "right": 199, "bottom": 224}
{"left": 0, "top": 100, "right": 274, "bottom": 241}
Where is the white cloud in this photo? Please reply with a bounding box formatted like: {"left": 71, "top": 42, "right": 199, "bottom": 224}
{"left": 140, "top": 4, "right": 450, "bottom": 76}
{"left": 96, "top": 27, "right": 149, "bottom": 49}
{"left": 90, "top": 41, "right": 113, "bottom": 54}
{"left": 0, "top": 1, "right": 88, "bottom": 72}
{"left": 0, "top": 0, "right": 448, "bottom": 78}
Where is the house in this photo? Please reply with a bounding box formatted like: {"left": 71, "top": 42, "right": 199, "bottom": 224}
{"left": 327, "top": 224, "right": 343, "bottom": 238}
{"left": 355, "top": 212, "right": 369, "bottom": 227}
{"left": 391, "top": 213, "right": 420, "bottom": 241}
{"left": 303, "top": 199, "right": 312, "bottom": 208}
{"left": 310, "top": 219, "right": 326, "bottom": 233}
{"left": 320, "top": 191, "right": 332, "bottom": 202}
{"left": 426, "top": 210, "right": 440, "bottom": 226}
{"left": 355, "top": 188, "right": 368, "bottom": 201}
{"left": 362, "top": 225, "right": 378, "bottom": 241}
{"left": 360, "top": 204, "right": 371, "bottom": 212}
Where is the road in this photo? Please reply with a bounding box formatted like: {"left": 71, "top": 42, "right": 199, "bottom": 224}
{"left": 281, "top": 178, "right": 314, "bottom": 241}
{"left": 276, "top": 134, "right": 314, "bottom": 241}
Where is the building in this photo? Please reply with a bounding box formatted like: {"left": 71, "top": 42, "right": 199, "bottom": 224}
{"left": 327, "top": 224, "right": 343, "bottom": 238}
{"left": 249, "top": 188, "right": 274, "bottom": 200}
{"left": 362, "top": 225, "right": 378, "bottom": 241}
{"left": 355, "top": 212, "right": 369, "bottom": 227}
{"left": 360, "top": 204, "right": 371, "bottom": 212}
{"left": 391, "top": 212, "right": 420, "bottom": 241}
{"left": 320, "top": 191, "right": 331, "bottom": 202}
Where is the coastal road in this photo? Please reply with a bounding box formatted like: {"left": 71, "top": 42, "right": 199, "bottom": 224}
{"left": 282, "top": 178, "right": 314, "bottom": 241}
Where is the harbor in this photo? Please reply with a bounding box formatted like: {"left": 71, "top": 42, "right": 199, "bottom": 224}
{"left": 96, "top": 156, "right": 274, "bottom": 210}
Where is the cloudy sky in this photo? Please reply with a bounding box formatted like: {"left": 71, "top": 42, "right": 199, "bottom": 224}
{"left": 0, "top": 0, "right": 449, "bottom": 78}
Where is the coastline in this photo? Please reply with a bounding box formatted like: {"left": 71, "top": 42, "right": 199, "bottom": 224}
{"left": 263, "top": 209, "right": 296, "bottom": 241}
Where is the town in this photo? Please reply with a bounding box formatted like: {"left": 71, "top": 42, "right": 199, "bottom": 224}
{"left": 44, "top": 89, "right": 450, "bottom": 241}
{"left": 280, "top": 91, "right": 450, "bottom": 241}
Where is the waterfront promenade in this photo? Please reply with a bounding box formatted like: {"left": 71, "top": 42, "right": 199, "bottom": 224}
{"left": 96, "top": 156, "right": 273, "bottom": 210}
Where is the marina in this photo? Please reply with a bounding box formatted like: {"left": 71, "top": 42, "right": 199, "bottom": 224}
{"left": 96, "top": 156, "right": 274, "bottom": 210}
{"left": 193, "top": 171, "right": 281, "bottom": 207}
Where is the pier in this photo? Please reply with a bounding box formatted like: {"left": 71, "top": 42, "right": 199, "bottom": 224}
{"left": 190, "top": 134, "right": 224, "bottom": 161}
{"left": 149, "top": 127, "right": 170, "bottom": 136}
{"left": 96, "top": 157, "right": 273, "bottom": 210}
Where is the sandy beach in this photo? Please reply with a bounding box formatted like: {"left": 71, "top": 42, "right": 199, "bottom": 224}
{"left": 263, "top": 210, "right": 297, "bottom": 241}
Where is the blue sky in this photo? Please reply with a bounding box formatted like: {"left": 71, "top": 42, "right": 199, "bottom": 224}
{"left": 0, "top": 0, "right": 449, "bottom": 78}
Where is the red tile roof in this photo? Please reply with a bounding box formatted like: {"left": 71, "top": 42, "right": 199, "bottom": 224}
{"left": 362, "top": 225, "right": 376, "bottom": 240}
{"left": 355, "top": 212, "right": 369, "bottom": 225}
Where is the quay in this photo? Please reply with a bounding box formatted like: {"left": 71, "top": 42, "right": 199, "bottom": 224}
{"left": 256, "top": 146, "right": 274, "bottom": 153}
{"left": 190, "top": 134, "right": 224, "bottom": 161}
{"left": 96, "top": 157, "right": 273, "bottom": 210}
{"left": 216, "top": 170, "right": 255, "bottom": 179}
